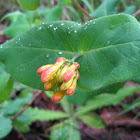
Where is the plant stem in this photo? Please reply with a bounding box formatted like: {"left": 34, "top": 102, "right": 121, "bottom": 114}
{"left": 71, "top": 53, "right": 83, "bottom": 61}
{"left": 133, "top": 9, "right": 140, "bottom": 17}
{"left": 11, "top": 90, "right": 42, "bottom": 121}
{"left": 72, "top": 0, "right": 94, "bottom": 20}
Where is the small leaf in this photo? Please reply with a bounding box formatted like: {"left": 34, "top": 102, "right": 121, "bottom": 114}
{"left": 122, "top": 97, "right": 140, "bottom": 114}
{"left": 0, "top": 63, "right": 14, "bottom": 103}
{"left": 50, "top": 119, "right": 81, "bottom": 140}
{"left": 4, "top": 88, "right": 33, "bottom": 116}
{"left": 18, "top": 0, "right": 40, "bottom": 10}
{"left": 67, "top": 82, "right": 125, "bottom": 105}
{"left": 2, "top": 14, "right": 31, "bottom": 37}
{"left": 0, "top": 116, "right": 12, "bottom": 139}
{"left": 122, "top": 5, "right": 136, "bottom": 15}
{"left": 90, "top": 0, "right": 119, "bottom": 18}
{"left": 75, "top": 87, "right": 138, "bottom": 116}
{"left": 22, "top": 107, "right": 68, "bottom": 121}
{"left": 78, "top": 112, "right": 105, "bottom": 129}
{"left": 40, "top": 5, "right": 63, "bottom": 22}
{"left": 13, "top": 118, "right": 31, "bottom": 133}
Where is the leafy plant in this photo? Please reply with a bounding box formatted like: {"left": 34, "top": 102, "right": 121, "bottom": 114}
{"left": 0, "top": 86, "right": 137, "bottom": 139}
{"left": 0, "top": 0, "right": 140, "bottom": 139}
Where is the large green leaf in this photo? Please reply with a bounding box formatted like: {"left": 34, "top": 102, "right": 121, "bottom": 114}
{"left": 22, "top": 107, "right": 68, "bottom": 121}
{"left": 0, "top": 63, "right": 14, "bottom": 103}
{"left": 0, "top": 15, "right": 140, "bottom": 91}
{"left": 50, "top": 119, "right": 81, "bottom": 140}
{"left": 17, "top": 0, "right": 40, "bottom": 10}
{"left": 0, "top": 116, "right": 12, "bottom": 139}
{"left": 90, "top": 0, "right": 119, "bottom": 18}
{"left": 75, "top": 86, "right": 138, "bottom": 116}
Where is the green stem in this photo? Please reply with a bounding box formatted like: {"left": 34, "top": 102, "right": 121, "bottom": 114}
{"left": 72, "top": 0, "right": 94, "bottom": 20}
{"left": 71, "top": 53, "right": 83, "bottom": 61}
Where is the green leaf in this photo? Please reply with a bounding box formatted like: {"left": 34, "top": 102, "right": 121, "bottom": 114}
{"left": 75, "top": 86, "right": 138, "bottom": 116}
{"left": 4, "top": 88, "right": 33, "bottom": 116}
{"left": 2, "top": 14, "right": 31, "bottom": 37}
{"left": 1, "top": 11, "right": 24, "bottom": 22}
{"left": 0, "top": 116, "right": 12, "bottom": 139}
{"left": 68, "top": 82, "right": 125, "bottom": 105}
{"left": 22, "top": 107, "right": 68, "bottom": 121}
{"left": 13, "top": 118, "right": 31, "bottom": 133}
{"left": 78, "top": 112, "right": 105, "bottom": 129}
{"left": 90, "top": 0, "right": 119, "bottom": 18}
{"left": 122, "top": 5, "right": 136, "bottom": 15}
{"left": 18, "top": 0, "right": 40, "bottom": 10}
{"left": 50, "top": 119, "right": 81, "bottom": 140}
{"left": 40, "top": 5, "right": 63, "bottom": 22}
{"left": 59, "top": 96, "right": 73, "bottom": 115}
{"left": 0, "top": 63, "right": 14, "bottom": 103}
{"left": 1, "top": 15, "right": 140, "bottom": 91}
{"left": 133, "top": 76, "right": 140, "bottom": 83}
{"left": 122, "top": 97, "right": 140, "bottom": 114}
{"left": 82, "top": 0, "right": 94, "bottom": 13}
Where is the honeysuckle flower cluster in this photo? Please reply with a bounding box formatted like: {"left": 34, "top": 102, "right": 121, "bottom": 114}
{"left": 37, "top": 57, "right": 80, "bottom": 102}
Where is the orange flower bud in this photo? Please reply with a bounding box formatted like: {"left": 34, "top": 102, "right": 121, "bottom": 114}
{"left": 37, "top": 65, "right": 52, "bottom": 75}
{"left": 58, "top": 63, "right": 69, "bottom": 82}
{"left": 77, "top": 70, "right": 80, "bottom": 79}
{"left": 63, "top": 62, "right": 80, "bottom": 83}
{"left": 66, "top": 77, "right": 77, "bottom": 96}
{"left": 44, "top": 80, "right": 55, "bottom": 90}
{"left": 41, "top": 58, "right": 67, "bottom": 83}
{"left": 60, "top": 74, "right": 75, "bottom": 91}
{"left": 54, "top": 57, "right": 67, "bottom": 65}
{"left": 52, "top": 90, "right": 66, "bottom": 102}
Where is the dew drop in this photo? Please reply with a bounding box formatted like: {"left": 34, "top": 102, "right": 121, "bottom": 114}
{"left": 46, "top": 54, "right": 50, "bottom": 57}
{"left": 78, "top": 23, "right": 81, "bottom": 26}
{"left": 61, "top": 23, "right": 64, "bottom": 26}
{"left": 107, "top": 41, "right": 110, "bottom": 44}
{"left": 50, "top": 24, "right": 53, "bottom": 27}
{"left": 38, "top": 26, "right": 42, "bottom": 31}
{"left": 54, "top": 27, "right": 58, "bottom": 30}
{"left": 58, "top": 51, "right": 63, "bottom": 55}
{"left": 74, "top": 30, "right": 77, "bottom": 33}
